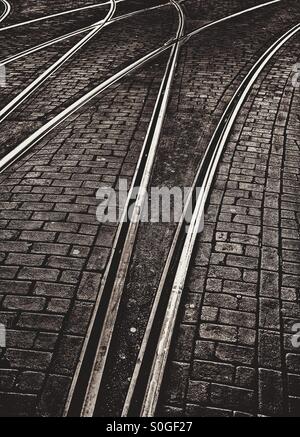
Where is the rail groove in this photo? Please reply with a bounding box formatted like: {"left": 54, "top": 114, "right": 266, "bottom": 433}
{"left": 63, "top": 0, "right": 289, "bottom": 419}
{"left": 72, "top": 0, "right": 184, "bottom": 417}
{"left": 139, "top": 21, "right": 300, "bottom": 417}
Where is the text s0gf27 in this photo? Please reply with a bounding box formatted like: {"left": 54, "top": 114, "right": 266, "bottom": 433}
{"left": 149, "top": 422, "right": 193, "bottom": 432}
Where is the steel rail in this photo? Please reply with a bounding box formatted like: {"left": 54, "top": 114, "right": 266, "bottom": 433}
{"left": 0, "top": 0, "right": 10, "bottom": 23}
{"left": 120, "top": 0, "right": 284, "bottom": 417}
{"left": 0, "top": 0, "right": 126, "bottom": 32}
{"left": 0, "top": 0, "right": 281, "bottom": 174}
{"left": 63, "top": 0, "right": 285, "bottom": 419}
{"left": 0, "top": 44, "right": 172, "bottom": 175}
{"left": 187, "top": 0, "right": 281, "bottom": 40}
{"left": 63, "top": 0, "right": 184, "bottom": 417}
{"left": 0, "top": 1, "right": 171, "bottom": 67}
{"left": 0, "top": 0, "right": 116, "bottom": 125}
{"left": 139, "top": 21, "right": 300, "bottom": 418}
{"left": 0, "top": 0, "right": 278, "bottom": 66}
{"left": 72, "top": 0, "right": 184, "bottom": 419}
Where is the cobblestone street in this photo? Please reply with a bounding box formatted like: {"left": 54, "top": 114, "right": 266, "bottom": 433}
{"left": 0, "top": 0, "right": 299, "bottom": 418}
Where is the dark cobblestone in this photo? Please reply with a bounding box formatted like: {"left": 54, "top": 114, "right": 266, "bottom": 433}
{"left": 159, "top": 22, "right": 300, "bottom": 417}
{"left": 0, "top": 24, "right": 170, "bottom": 414}
{"left": 183, "top": 0, "right": 273, "bottom": 34}
{"left": 0, "top": 5, "right": 109, "bottom": 58}
{"left": 2, "top": 1, "right": 107, "bottom": 23}
{"left": 0, "top": 3, "right": 177, "bottom": 158}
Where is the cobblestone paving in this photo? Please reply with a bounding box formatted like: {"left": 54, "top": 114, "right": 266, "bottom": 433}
{"left": 0, "top": 4, "right": 176, "bottom": 159}
{"left": 0, "top": 0, "right": 299, "bottom": 418}
{"left": 0, "top": 52, "right": 170, "bottom": 416}
{"left": 159, "top": 36, "right": 300, "bottom": 418}
{"left": 0, "top": 34, "right": 84, "bottom": 110}
{"left": 4, "top": 1, "right": 107, "bottom": 23}
{"left": 96, "top": 0, "right": 300, "bottom": 416}
{"left": 183, "top": 0, "right": 273, "bottom": 33}
{"left": 0, "top": 0, "right": 168, "bottom": 58}
{"left": 0, "top": 6, "right": 110, "bottom": 59}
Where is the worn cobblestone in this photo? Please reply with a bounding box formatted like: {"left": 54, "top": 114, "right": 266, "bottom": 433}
{"left": 159, "top": 28, "right": 300, "bottom": 418}
{"left": 0, "top": 22, "right": 170, "bottom": 413}
{"left": 0, "top": 3, "right": 176, "bottom": 159}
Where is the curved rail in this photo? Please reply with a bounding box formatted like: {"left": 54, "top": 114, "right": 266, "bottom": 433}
{"left": 139, "top": 21, "right": 300, "bottom": 418}
{"left": 63, "top": 0, "right": 286, "bottom": 418}
{"left": 187, "top": 0, "right": 281, "bottom": 40}
{"left": 0, "top": 41, "right": 171, "bottom": 175}
{"left": 0, "top": 0, "right": 280, "bottom": 67}
{"left": 70, "top": 0, "right": 185, "bottom": 418}
{"left": 0, "top": 0, "right": 125, "bottom": 32}
{"left": 0, "top": 1, "right": 170, "bottom": 67}
{"left": 0, "top": 0, "right": 116, "bottom": 125}
{"left": 0, "top": 0, "right": 10, "bottom": 23}
{"left": 0, "top": 0, "right": 281, "bottom": 174}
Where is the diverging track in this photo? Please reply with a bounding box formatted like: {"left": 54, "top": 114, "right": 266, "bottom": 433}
{"left": 0, "top": 0, "right": 117, "bottom": 124}
{"left": 0, "top": 0, "right": 281, "bottom": 173}
{"left": 0, "top": 0, "right": 124, "bottom": 31}
{"left": 0, "top": 1, "right": 169, "bottom": 67}
{"left": 138, "top": 21, "right": 300, "bottom": 418}
{"left": 60, "top": 1, "right": 297, "bottom": 419}
{"left": 64, "top": 0, "right": 185, "bottom": 419}
{"left": 0, "top": 0, "right": 280, "bottom": 67}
